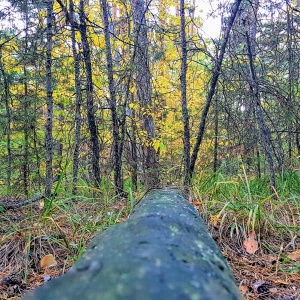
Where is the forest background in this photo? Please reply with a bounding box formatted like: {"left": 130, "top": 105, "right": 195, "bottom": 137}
{"left": 1, "top": 0, "right": 300, "bottom": 299}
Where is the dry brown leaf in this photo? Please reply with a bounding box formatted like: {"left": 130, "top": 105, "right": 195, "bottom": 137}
{"left": 287, "top": 250, "right": 300, "bottom": 261}
{"left": 243, "top": 238, "right": 259, "bottom": 254}
{"left": 261, "top": 254, "right": 277, "bottom": 262}
{"left": 40, "top": 254, "right": 57, "bottom": 268}
{"left": 274, "top": 279, "right": 289, "bottom": 285}
{"left": 248, "top": 230, "right": 257, "bottom": 240}
{"left": 269, "top": 287, "right": 278, "bottom": 293}
{"left": 239, "top": 285, "right": 249, "bottom": 295}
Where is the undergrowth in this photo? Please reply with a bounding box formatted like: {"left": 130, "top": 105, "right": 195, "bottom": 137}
{"left": 191, "top": 168, "right": 300, "bottom": 298}
{"left": 1, "top": 169, "right": 300, "bottom": 299}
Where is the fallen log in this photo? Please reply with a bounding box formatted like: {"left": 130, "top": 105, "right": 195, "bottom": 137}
{"left": 0, "top": 175, "right": 61, "bottom": 211}
{"left": 23, "top": 188, "right": 242, "bottom": 300}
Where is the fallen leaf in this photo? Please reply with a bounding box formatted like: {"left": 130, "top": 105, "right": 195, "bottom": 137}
{"left": 287, "top": 250, "right": 300, "bottom": 261}
{"left": 243, "top": 238, "right": 259, "bottom": 254}
{"left": 39, "top": 199, "right": 44, "bottom": 209}
{"left": 269, "top": 287, "right": 278, "bottom": 293}
{"left": 239, "top": 285, "right": 249, "bottom": 295}
{"left": 210, "top": 214, "right": 221, "bottom": 227}
{"left": 261, "top": 254, "right": 277, "bottom": 262}
{"left": 274, "top": 279, "right": 289, "bottom": 285}
{"left": 248, "top": 230, "right": 257, "bottom": 240}
{"left": 40, "top": 254, "right": 57, "bottom": 268}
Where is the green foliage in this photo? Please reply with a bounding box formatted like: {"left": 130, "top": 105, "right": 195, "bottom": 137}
{"left": 192, "top": 168, "right": 300, "bottom": 242}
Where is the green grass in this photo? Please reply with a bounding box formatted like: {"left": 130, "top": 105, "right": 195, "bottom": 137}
{"left": 192, "top": 168, "right": 300, "bottom": 251}
{"left": 1, "top": 167, "right": 300, "bottom": 294}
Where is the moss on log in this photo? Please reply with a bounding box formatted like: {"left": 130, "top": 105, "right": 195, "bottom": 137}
{"left": 23, "top": 188, "right": 242, "bottom": 300}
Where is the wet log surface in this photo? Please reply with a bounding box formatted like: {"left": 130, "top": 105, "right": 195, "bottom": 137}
{"left": 23, "top": 188, "right": 242, "bottom": 300}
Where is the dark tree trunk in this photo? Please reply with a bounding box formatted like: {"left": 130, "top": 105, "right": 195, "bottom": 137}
{"left": 131, "top": 117, "right": 138, "bottom": 190}
{"left": 70, "top": 0, "right": 82, "bottom": 195}
{"left": 256, "top": 148, "right": 261, "bottom": 179}
{"left": 23, "top": 65, "right": 29, "bottom": 197}
{"left": 213, "top": 96, "right": 219, "bottom": 173}
{"left": 101, "top": 0, "right": 123, "bottom": 195}
{"left": 189, "top": 0, "right": 242, "bottom": 178}
{"left": 79, "top": 0, "right": 101, "bottom": 186}
{"left": 45, "top": 0, "right": 54, "bottom": 198}
{"left": 245, "top": 31, "right": 276, "bottom": 190}
{"left": 132, "top": 0, "right": 159, "bottom": 188}
{"left": 286, "top": 2, "right": 295, "bottom": 165}
{"left": 243, "top": 0, "right": 276, "bottom": 190}
{"left": 179, "top": 0, "right": 191, "bottom": 186}
{"left": 0, "top": 50, "right": 11, "bottom": 191}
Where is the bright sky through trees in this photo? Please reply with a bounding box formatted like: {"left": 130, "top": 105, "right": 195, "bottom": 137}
{"left": 196, "top": 0, "right": 223, "bottom": 38}
{"left": 0, "top": 0, "right": 222, "bottom": 37}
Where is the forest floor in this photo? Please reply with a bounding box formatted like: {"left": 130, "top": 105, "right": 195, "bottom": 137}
{"left": 0, "top": 188, "right": 300, "bottom": 300}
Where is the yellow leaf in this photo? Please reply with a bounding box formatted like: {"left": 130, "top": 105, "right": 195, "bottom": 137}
{"left": 129, "top": 86, "right": 136, "bottom": 94}
{"left": 40, "top": 254, "right": 57, "bottom": 268}
{"left": 153, "top": 139, "right": 160, "bottom": 152}
{"left": 209, "top": 214, "right": 221, "bottom": 227}
{"left": 129, "top": 103, "right": 139, "bottom": 110}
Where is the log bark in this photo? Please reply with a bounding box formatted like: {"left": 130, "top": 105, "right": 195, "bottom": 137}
{"left": 23, "top": 188, "right": 242, "bottom": 300}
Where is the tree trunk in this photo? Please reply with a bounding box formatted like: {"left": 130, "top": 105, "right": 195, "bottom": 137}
{"left": 213, "top": 95, "right": 219, "bottom": 173}
{"left": 179, "top": 0, "right": 191, "bottom": 186}
{"left": 23, "top": 64, "right": 30, "bottom": 197}
{"left": 131, "top": 0, "right": 159, "bottom": 188}
{"left": 245, "top": 31, "right": 276, "bottom": 190}
{"left": 79, "top": 0, "right": 101, "bottom": 186}
{"left": 70, "top": 0, "right": 82, "bottom": 195}
{"left": 45, "top": 0, "right": 54, "bottom": 198}
{"left": 189, "top": 0, "right": 242, "bottom": 178}
{"left": 101, "top": 0, "right": 123, "bottom": 195}
{"left": 286, "top": 2, "right": 295, "bottom": 166}
{"left": 0, "top": 50, "right": 11, "bottom": 191}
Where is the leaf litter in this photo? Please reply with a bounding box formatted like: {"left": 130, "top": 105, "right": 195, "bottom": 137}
{"left": 0, "top": 195, "right": 300, "bottom": 300}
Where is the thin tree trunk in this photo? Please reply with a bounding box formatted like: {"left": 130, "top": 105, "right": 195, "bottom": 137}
{"left": 21, "top": 2, "right": 31, "bottom": 197}
{"left": 179, "top": 0, "right": 191, "bottom": 186}
{"left": 245, "top": 31, "right": 276, "bottom": 190}
{"left": 132, "top": 0, "right": 159, "bottom": 188}
{"left": 286, "top": 3, "right": 294, "bottom": 165}
{"left": 23, "top": 65, "right": 29, "bottom": 197}
{"left": 131, "top": 114, "right": 138, "bottom": 190}
{"left": 79, "top": 0, "right": 101, "bottom": 186}
{"left": 70, "top": 0, "right": 82, "bottom": 195}
{"left": 213, "top": 96, "right": 219, "bottom": 173}
{"left": 101, "top": 0, "right": 123, "bottom": 195}
{"left": 256, "top": 148, "right": 261, "bottom": 178}
{"left": 0, "top": 50, "right": 11, "bottom": 191}
{"left": 189, "top": 0, "right": 242, "bottom": 178}
{"left": 45, "top": 0, "right": 54, "bottom": 198}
